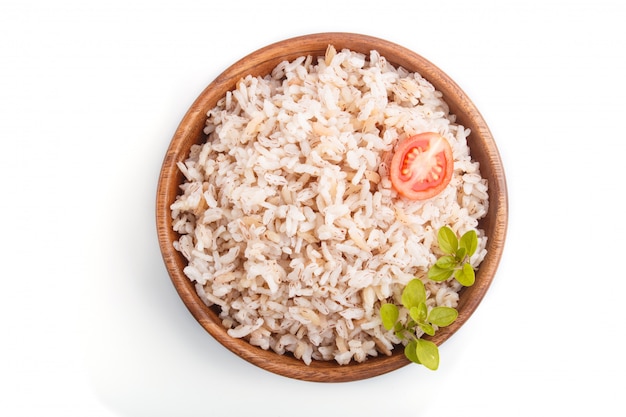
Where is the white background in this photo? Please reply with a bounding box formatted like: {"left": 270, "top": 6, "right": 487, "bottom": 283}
{"left": 2, "top": 0, "right": 625, "bottom": 415}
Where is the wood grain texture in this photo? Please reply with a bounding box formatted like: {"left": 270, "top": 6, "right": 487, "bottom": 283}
{"left": 156, "top": 32, "right": 508, "bottom": 382}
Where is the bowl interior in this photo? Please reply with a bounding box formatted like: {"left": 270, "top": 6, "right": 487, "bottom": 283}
{"left": 156, "top": 32, "right": 508, "bottom": 382}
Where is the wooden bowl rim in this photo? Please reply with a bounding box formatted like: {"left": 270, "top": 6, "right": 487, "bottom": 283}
{"left": 156, "top": 32, "right": 508, "bottom": 382}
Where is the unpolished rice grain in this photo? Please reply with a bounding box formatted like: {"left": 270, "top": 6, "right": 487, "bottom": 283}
{"left": 171, "top": 45, "right": 489, "bottom": 365}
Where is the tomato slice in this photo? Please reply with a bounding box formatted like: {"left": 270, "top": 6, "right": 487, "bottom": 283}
{"left": 389, "top": 132, "right": 454, "bottom": 201}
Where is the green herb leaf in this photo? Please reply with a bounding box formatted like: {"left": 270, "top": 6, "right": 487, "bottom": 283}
{"left": 419, "top": 322, "right": 436, "bottom": 336}
{"left": 437, "top": 226, "right": 458, "bottom": 255}
{"left": 404, "top": 340, "right": 420, "bottom": 364}
{"left": 428, "top": 265, "right": 454, "bottom": 282}
{"left": 417, "top": 302, "right": 428, "bottom": 322}
{"left": 380, "top": 303, "right": 399, "bottom": 331}
{"left": 394, "top": 321, "right": 405, "bottom": 339}
{"left": 415, "top": 339, "right": 439, "bottom": 371}
{"left": 401, "top": 279, "right": 426, "bottom": 309}
{"left": 409, "top": 303, "right": 428, "bottom": 324}
{"left": 428, "top": 306, "right": 459, "bottom": 327}
{"left": 460, "top": 229, "right": 478, "bottom": 257}
{"left": 435, "top": 255, "right": 456, "bottom": 270}
{"left": 454, "top": 262, "right": 476, "bottom": 287}
{"left": 455, "top": 247, "right": 467, "bottom": 262}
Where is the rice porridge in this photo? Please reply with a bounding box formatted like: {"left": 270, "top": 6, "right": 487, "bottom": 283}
{"left": 170, "top": 45, "right": 489, "bottom": 365}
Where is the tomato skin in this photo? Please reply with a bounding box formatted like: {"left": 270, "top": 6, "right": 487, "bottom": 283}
{"left": 389, "top": 132, "right": 454, "bottom": 201}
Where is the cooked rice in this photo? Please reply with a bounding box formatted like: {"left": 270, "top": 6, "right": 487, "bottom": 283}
{"left": 171, "top": 45, "right": 489, "bottom": 365}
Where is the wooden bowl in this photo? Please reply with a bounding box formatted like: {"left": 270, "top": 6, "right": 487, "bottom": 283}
{"left": 156, "top": 32, "right": 508, "bottom": 382}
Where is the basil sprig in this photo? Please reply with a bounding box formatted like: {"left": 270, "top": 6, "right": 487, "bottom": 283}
{"left": 379, "top": 226, "right": 479, "bottom": 370}
{"left": 428, "top": 226, "right": 478, "bottom": 286}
